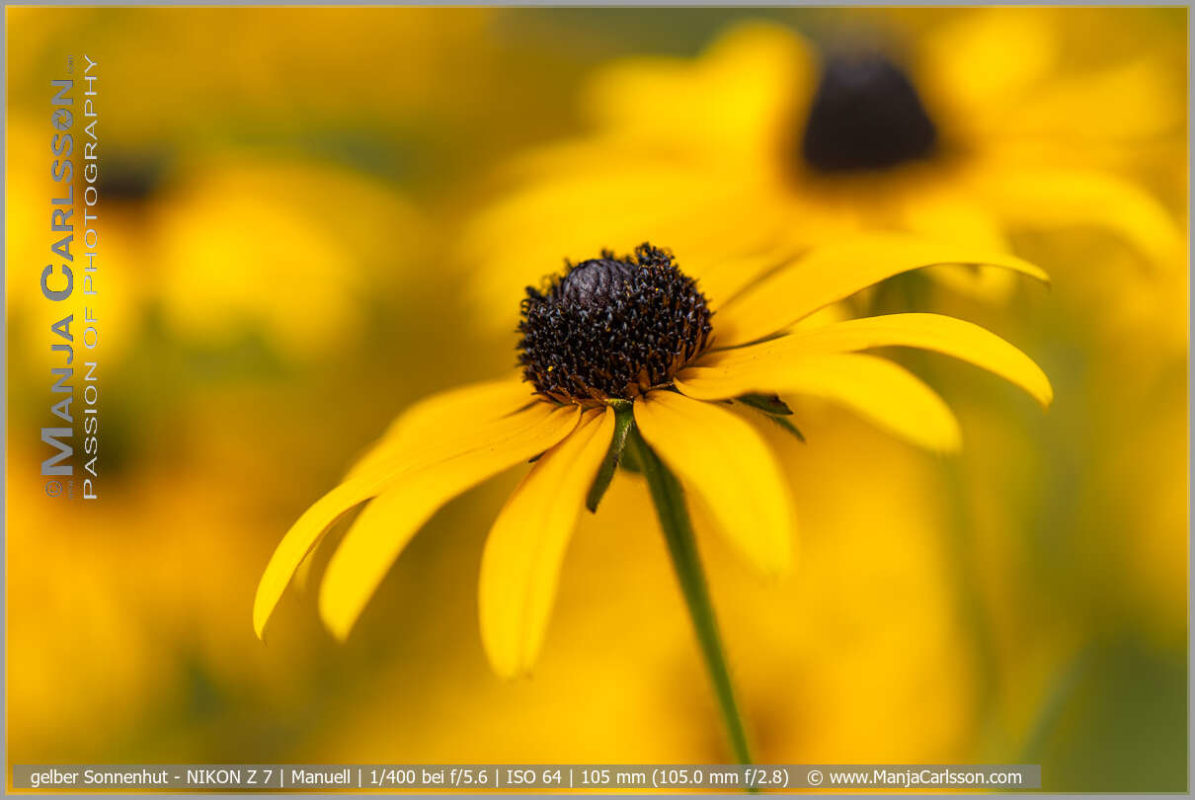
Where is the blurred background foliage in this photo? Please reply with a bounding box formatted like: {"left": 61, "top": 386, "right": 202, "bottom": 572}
{"left": 5, "top": 7, "right": 1187, "bottom": 792}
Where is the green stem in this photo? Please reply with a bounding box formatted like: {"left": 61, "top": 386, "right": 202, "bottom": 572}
{"left": 627, "top": 425, "right": 753, "bottom": 765}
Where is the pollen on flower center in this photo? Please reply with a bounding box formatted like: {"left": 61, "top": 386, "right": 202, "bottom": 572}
{"left": 800, "top": 50, "right": 938, "bottom": 172}
{"left": 518, "top": 243, "right": 713, "bottom": 403}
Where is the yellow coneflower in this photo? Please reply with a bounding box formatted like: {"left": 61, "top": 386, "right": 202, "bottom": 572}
{"left": 255, "top": 237, "right": 1051, "bottom": 760}
{"left": 464, "top": 10, "right": 1183, "bottom": 320}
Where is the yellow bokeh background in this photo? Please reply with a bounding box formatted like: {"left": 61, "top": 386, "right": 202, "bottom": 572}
{"left": 5, "top": 7, "right": 1187, "bottom": 792}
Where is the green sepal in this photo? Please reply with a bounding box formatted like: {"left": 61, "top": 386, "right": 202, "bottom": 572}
{"left": 618, "top": 442, "right": 644, "bottom": 474}
{"left": 736, "top": 392, "right": 793, "bottom": 416}
{"left": 763, "top": 413, "right": 806, "bottom": 443}
{"left": 585, "top": 400, "right": 635, "bottom": 512}
{"left": 735, "top": 393, "right": 805, "bottom": 442}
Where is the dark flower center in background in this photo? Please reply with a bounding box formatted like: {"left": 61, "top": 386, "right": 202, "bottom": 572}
{"left": 518, "top": 243, "right": 713, "bottom": 402}
{"left": 800, "top": 50, "right": 937, "bottom": 172}
{"left": 99, "top": 157, "right": 167, "bottom": 205}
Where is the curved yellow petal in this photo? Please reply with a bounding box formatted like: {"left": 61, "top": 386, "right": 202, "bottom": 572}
{"left": 897, "top": 190, "right": 1020, "bottom": 302}
{"left": 976, "top": 166, "right": 1185, "bottom": 269}
{"left": 253, "top": 379, "right": 538, "bottom": 639}
{"left": 715, "top": 234, "right": 1049, "bottom": 346}
{"left": 698, "top": 247, "right": 806, "bottom": 318}
{"left": 764, "top": 313, "right": 1056, "bottom": 406}
{"left": 479, "top": 408, "right": 615, "bottom": 678}
{"left": 253, "top": 474, "right": 385, "bottom": 639}
{"left": 634, "top": 392, "right": 795, "bottom": 575}
{"left": 317, "top": 403, "right": 581, "bottom": 641}
{"left": 678, "top": 353, "right": 962, "bottom": 453}
{"left": 347, "top": 377, "right": 533, "bottom": 481}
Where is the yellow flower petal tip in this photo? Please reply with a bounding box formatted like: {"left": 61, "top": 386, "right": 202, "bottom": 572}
{"left": 857, "top": 232, "right": 1053, "bottom": 285}
{"left": 323, "top": 613, "right": 354, "bottom": 643}
{"left": 922, "top": 421, "right": 964, "bottom": 455}
{"left": 479, "top": 410, "right": 615, "bottom": 678}
{"left": 1037, "top": 377, "right": 1056, "bottom": 410}
{"left": 252, "top": 597, "right": 272, "bottom": 641}
{"left": 250, "top": 474, "right": 385, "bottom": 644}
{"left": 316, "top": 567, "right": 362, "bottom": 642}
{"left": 488, "top": 661, "right": 531, "bottom": 681}
{"left": 319, "top": 575, "right": 370, "bottom": 642}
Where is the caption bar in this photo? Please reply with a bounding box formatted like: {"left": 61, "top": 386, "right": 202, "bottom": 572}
{"left": 13, "top": 764, "right": 1040, "bottom": 791}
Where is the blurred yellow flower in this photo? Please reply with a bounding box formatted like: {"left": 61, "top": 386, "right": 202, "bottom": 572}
{"left": 152, "top": 156, "right": 427, "bottom": 358}
{"left": 9, "top": 143, "right": 430, "bottom": 363}
{"left": 464, "top": 10, "right": 1183, "bottom": 322}
{"left": 255, "top": 236, "right": 1050, "bottom": 679}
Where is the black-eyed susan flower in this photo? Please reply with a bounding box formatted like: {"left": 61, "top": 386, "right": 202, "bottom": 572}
{"left": 464, "top": 10, "right": 1183, "bottom": 321}
{"left": 255, "top": 236, "right": 1051, "bottom": 758}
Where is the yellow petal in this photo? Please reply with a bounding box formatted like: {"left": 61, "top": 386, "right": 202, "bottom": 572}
{"left": 698, "top": 247, "right": 806, "bottom": 318}
{"left": 584, "top": 21, "right": 813, "bottom": 158}
{"left": 1010, "top": 60, "right": 1183, "bottom": 143}
{"left": 633, "top": 391, "right": 795, "bottom": 575}
{"left": 678, "top": 353, "right": 962, "bottom": 452}
{"left": 347, "top": 377, "right": 533, "bottom": 481}
{"left": 253, "top": 474, "right": 386, "bottom": 639}
{"left": 715, "top": 234, "right": 1049, "bottom": 346}
{"left": 975, "top": 167, "right": 1185, "bottom": 269}
{"left": 253, "top": 379, "right": 539, "bottom": 639}
{"left": 462, "top": 162, "right": 774, "bottom": 330}
{"left": 734, "top": 313, "right": 1054, "bottom": 408}
{"left": 318, "top": 403, "right": 581, "bottom": 640}
{"left": 899, "top": 188, "right": 1010, "bottom": 251}
{"left": 479, "top": 408, "right": 615, "bottom": 678}
{"left": 917, "top": 9, "right": 1056, "bottom": 126}
{"left": 897, "top": 189, "right": 1020, "bottom": 302}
